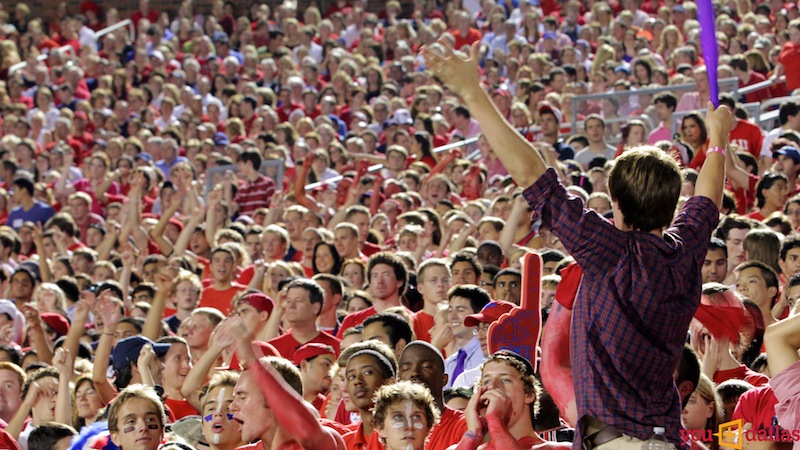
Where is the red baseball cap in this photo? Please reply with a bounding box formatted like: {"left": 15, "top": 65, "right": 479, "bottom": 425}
{"left": 464, "top": 301, "right": 516, "bottom": 327}
{"left": 41, "top": 313, "right": 70, "bottom": 337}
{"left": 293, "top": 343, "right": 337, "bottom": 365}
{"left": 239, "top": 292, "right": 274, "bottom": 314}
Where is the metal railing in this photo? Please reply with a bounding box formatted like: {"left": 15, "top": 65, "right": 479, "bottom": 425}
{"left": 569, "top": 77, "right": 739, "bottom": 136}
{"left": 304, "top": 136, "right": 479, "bottom": 191}
{"left": 672, "top": 102, "right": 762, "bottom": 132}
{"left": 739, "top": 75, "right": 785, "bottom": 96}
{"left": 8, "top": 19, "right": 133, "bottom": 76}
{"left": 8, "top": 44, "right": 75, "bottom": 75}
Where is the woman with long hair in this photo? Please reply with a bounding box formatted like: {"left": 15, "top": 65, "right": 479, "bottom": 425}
{"left": 681, "top": 374, "right": 722, "bottom": 450}
{"left": 73, "top": 376, "right": 106, "bottom": 429}
{"left": 312, "top": 241, "right": 342, "bottom": 275}
{"left": 747, "top": 172, "right": 788, "bottom": 221}
{"left": 684, "top": 113, "right": 710, "bottom": 170}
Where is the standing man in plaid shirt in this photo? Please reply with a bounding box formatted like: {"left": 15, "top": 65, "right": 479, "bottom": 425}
{"left": 423, "top": 40, "right": 736, "bottom": 450}
{"left": 234, "top": 149, "right": 276, "bottom": 217}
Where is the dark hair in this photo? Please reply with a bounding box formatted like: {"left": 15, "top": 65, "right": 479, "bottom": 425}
{"left": 779, "top": 101, "right": 800, "bottom": 126}
{"left": 55, "top": 277, "right": 79, "bottom": 302}
{"left": 453, "top": 105, "right": 471, "bottom": 120}
{"left": 237, "top": 149, "right": 263, "bottom": 171}
{"left": 312, "top": 273, "right": 344, "bottom": 298}
{"left": 789, "top": 272, "right": 800, "bottom": 291}
{"left": 676, "top": 345, "right": 701, "bottom": 409}
{"left": 28, "top": 422, "right": 77, "bottom": 450}
{"left": 286, "top": 278, "right": 325, "bottom": 314}
{"left": 681, "top": 113, "right": 709, "bottom": 146}
{"left": 0, "top": 346, "right": 21, "bottom": 366}
{"left": 363, "top": 313, "right": 412, "bottom": 348}
{"left": 45, "top": 213, "right": 77, "bottom": 238}
{"left": 312, "top": 242, "right": 343, "bottom": 275}
{"left": 449, "top": 251, "right": 483, "bottom": 278}
{"left": 608, "top": 148, "right": 681, "bottom": 231}
{"left": 494, "top": 267, "right": 521, "bottom": 281}
{"left": 12, "top": 177, "right": 34, "bottom": 196}
{"left": 540, "top": 249, "right": 566, "bottom": 264}
{"left": 708, "top": 237, "right": 728, "bottom": 259}
{"left": 367, "top": 252, "right": 408, "bottom": 296}
{"left": 98, "top": 280, "right": 124, "bottom": 300}
{"left": 716, "top": 379, "right": 754, "bottom": 408}
{"left": 715, "top": 215, "right": 753, "bottom": 241}
{"left": 447, "top": 285, "right": 492, "bottom": 313}
{"left": 734, "top": 261, "right": 779, "bottom": 299}
{"left": 755, "top": 172, "right": 788, "bottom": 208}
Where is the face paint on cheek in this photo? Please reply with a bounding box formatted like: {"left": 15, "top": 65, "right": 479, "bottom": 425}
{"left": 148, "top": 423, "right": 160, "bottom": 430}
{"left": 124, "top": 426, "right": 135, "bottom": 433}
{"left": 212, "top": 388, "right": 226, "bottom": 445}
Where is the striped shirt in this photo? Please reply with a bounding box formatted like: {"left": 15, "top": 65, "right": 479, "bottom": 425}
{"left": 523, "top": 168, "right": 718, "bottom": 450}
{"left": 233, "top": 174, "right": 276, "bottom": 216}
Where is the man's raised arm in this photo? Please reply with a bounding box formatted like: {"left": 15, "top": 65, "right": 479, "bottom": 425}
{"left": 694, "top": 102, "right": 736, "bottom": 208}
{"left": 421, "top": 41, "right": 547, "bottom": 187}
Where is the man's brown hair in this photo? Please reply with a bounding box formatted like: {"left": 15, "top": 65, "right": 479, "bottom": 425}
{"left": 607, "top": 147, "right": 681, "bottom": 231}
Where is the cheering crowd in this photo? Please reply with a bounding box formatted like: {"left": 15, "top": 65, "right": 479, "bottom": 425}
{"left": 0, "top": 0, "right": 797, "bottom": 449}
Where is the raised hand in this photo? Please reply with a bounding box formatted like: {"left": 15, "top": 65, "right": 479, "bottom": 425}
{"left": 700, "top": 334, "right": 723, "bottom": 378}
{"left": 52, "top": 347, "right": 73, "bottom": 374}
{"left": 421, "top": 40, "right": 481, "bottom": 100}
{"left": 137, "top": 343, "right": 156, "bottom": 369}
{"left": 704, "top": 102, "right": 735, "bottom": 142}
{"left": 154, "top": 269, "right": 174, "bottom": 293}
{"left": 73, "top": 298, "right": 93, "bottom": 322}
{"left": 96, "top": 291, "right": 124, "bottom": 332}
{"left": 121, "top": 251, "right": 136, "bottom": 268}
{"left": 0, "top": 324, "right": 15, "bottom": 346}
{"left": 464, "top": 386, "right": 488, "bottom": 435}
{"left": 20, "top": 304, "right": 41, "bottom": 331}
{"left": 207, "top": 187, "right": 223, "bottom": 207}
{"left": 302, "top": 153, "right": 317, "bottom": 170}
{"left": 481, "top": 383, "right": 513, "bottom": 425}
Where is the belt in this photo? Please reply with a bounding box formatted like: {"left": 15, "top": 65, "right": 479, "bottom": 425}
{"left": 583, "top": 426, "right": 623, "bottom": 449}
{"left": 582, "top": 417, "right": 623, "bottom": 450}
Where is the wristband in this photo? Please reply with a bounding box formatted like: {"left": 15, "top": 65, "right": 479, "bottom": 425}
{"left": 465, "top": 430, "right": 483, "bottom": 440}
{"left": 707, "top": 146, "right": 726, "bottom": 157}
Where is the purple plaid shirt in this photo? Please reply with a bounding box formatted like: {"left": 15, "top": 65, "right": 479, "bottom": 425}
{"left": 523, "top": 169, "right": 719, "bottom": 450}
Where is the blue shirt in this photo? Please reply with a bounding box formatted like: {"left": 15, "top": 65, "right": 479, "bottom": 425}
{"left": 7, "top": 201, "right": 55, "bottom": 230}
{"left": 444, "top": 336, "right": 484, "bottom": 389}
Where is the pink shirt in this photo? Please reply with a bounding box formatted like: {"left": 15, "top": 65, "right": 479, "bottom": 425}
{"left": 648, "top": 124, "right": 673, "bottom": 145}
{"left": 772, "top": 360, "right": 800, "bottom": 450}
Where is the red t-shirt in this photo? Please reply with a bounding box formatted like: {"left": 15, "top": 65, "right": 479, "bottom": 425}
{"left": 343, "top": 423, "right": 383, "bottom": 450}
{"left": 713, "top": 365, "right": 770, "bottom": 387}
{"left": 729, "top": 119, "right": 764, "bottom": 160}
{"left": 199, "top": 283, "right": 246, "bottom": 315}
{"left": 779, "top": 42, "right": 800, "bottom": 93}
{"left": 268, "top": 330, "right": 341, "bottom": 361}
{"left": 733, "top": 385, "right": 781, "bottom": 434}
{"left": 426, "top": 406, "right": 467, "bottom": 450}
{"left": 412, "top": 310, "right": 434, "bottom": 343}
{"left": 165, "top": 397, "right": 198, "bottom": 420}
{"left": 741, "top": 71, "right": 770, "bottom": 104}
{"left": 450, "top": 28, "right": 482, "bottom": 50}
